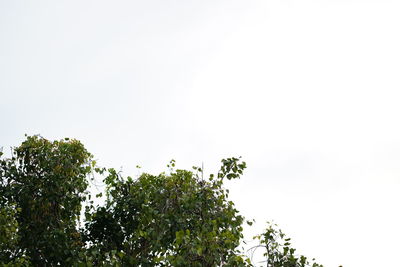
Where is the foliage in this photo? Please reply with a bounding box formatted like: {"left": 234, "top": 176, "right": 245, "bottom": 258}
{"left": 83, "top": 158, "right": 249, "bottom": 266}
{"left": 0, "top": 203, "right": 30, "bottom": 266}
{"left": 0, "top": 136, "right": 93, "bottom": 266}
{"left": 251, "top": 223, "right": 323, "bottom": 267}
{"left": 0, "top": 135, "right": 329, "bottom": 267}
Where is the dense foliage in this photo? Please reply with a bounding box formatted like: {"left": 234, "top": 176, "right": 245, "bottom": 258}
{"left": 83, "top": 159, "right": 248, "bottom": 266}
{"left": 0, "top": 136, "right": 92, "bottom": 266}
{"left": 0, "top": 136, "right": 326, "bottom": 266}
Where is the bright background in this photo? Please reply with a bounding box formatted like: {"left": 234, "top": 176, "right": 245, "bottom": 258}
{"left": 1, "top": 1, "right": 400, "bottom": 266}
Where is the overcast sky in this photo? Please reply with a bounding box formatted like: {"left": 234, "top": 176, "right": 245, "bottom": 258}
{"left": 1, "top": 1, "right": 400, "bottom": 266}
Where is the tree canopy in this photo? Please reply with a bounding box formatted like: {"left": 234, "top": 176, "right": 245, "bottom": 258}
{"left": 0, "top": 135, "right": 327, "bottom": 267}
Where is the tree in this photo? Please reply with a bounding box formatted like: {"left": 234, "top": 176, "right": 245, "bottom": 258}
{"left": 0, "top": 136, "right": 93, "bottom": 266}
{"left": 0, "top": 135, "right": 327, "bottom": 266}
{"left": 83, "top": 158, "right": 250, "bottom": 266}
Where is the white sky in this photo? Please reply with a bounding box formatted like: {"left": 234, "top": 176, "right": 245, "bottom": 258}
{"left": 1, "top": 1, "right": 400, "bottom": 266}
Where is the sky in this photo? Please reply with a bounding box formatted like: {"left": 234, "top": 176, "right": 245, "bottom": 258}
{"left": 1, "top": 0, "right": 400, "bottom": 266}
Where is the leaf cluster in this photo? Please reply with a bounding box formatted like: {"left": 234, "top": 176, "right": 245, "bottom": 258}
{"left": 251, "top": 223, "right": 323, "bottom": 267}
